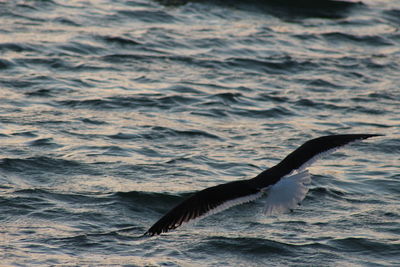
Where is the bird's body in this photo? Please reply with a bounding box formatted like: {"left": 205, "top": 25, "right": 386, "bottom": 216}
{"left": 145, "top": 134, "right": 381, "bottom": 236}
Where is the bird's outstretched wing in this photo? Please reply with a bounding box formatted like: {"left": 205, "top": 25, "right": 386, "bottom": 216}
{"left": 145, "top": 134, "right": 381, "bottom": 236}
{"left": 144, "top": 179, "right": 263, "bottom": 236}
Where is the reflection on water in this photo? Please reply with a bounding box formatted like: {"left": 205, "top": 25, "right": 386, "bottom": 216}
{"left": 0, "top": 0, "right": 399, "bottom": 266}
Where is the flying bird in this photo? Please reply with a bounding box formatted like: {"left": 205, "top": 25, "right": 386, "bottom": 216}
{"left": 145, "top": 134, "right": 381, "bottom": 236}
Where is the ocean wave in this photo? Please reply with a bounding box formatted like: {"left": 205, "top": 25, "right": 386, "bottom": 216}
{"left": 97, "top": 35, "right": 142, "bottom": 47}
{"left": 194, "top": 235, "right": 295, "bottom": 256}
{"left": 0, "top": 58, "right": 14, "bottom": 70}
{"left": 57, "top": 94, "right": 200, "bottom": 110}
{"left": 321, "top": 32, "right": 394, "bottom": 46}
{"left": 116, "top": 9, "right": 178, "bottom": 23}
{"left": 226, "top": 56, "right": 318, "bottom": 75}
{"left": 0, "top": 42, "right": 39, "bottom": 53}
{"left": 0, "top": 0, "right": 399, "bottom": 265}
{"left": 0, "top": 157, "right": 95, "bottom": 176}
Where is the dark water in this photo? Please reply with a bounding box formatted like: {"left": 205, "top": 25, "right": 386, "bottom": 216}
{"left": 1, "top": 0, "right": 399, "bottom": 266}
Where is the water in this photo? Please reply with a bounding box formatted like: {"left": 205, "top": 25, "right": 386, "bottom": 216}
{"left": 0, "top": 0, "right": 399, "bottom": 266}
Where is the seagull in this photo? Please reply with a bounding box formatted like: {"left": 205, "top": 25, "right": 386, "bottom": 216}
{"left": 145, "top": 134, "right": 381, "bottom": 236}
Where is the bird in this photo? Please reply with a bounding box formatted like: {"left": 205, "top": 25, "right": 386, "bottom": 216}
{"left": 145, "top": 134, "right": 381, "bottom": 236}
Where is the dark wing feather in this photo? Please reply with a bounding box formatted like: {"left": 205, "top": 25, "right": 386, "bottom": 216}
{"left": 145, "top": 180, "right": 260, "bottom": 236}
{"left": 250, "top": 134, "right": 382, "bottom": 188}
{"left": 277, "top": 134, "right": 381, "bottom": 171}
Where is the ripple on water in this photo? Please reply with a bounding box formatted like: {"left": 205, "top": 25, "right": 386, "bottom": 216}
{"left": 0, "top": 157, "right": 97, "bottom": 177}
{"left": 56, "top": 94, "right": 200, "bottom": 111}
{"left": 0, "top": 0, "right": 399, "bottom": 266}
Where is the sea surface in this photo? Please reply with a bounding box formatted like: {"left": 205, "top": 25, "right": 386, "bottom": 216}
{"left": 0, "top": 0, "right": 399, "bottom": 266}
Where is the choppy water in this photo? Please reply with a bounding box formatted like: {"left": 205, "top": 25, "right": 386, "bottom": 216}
{"left": 1, "top": 0, "right": 399, "bottom": 266}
